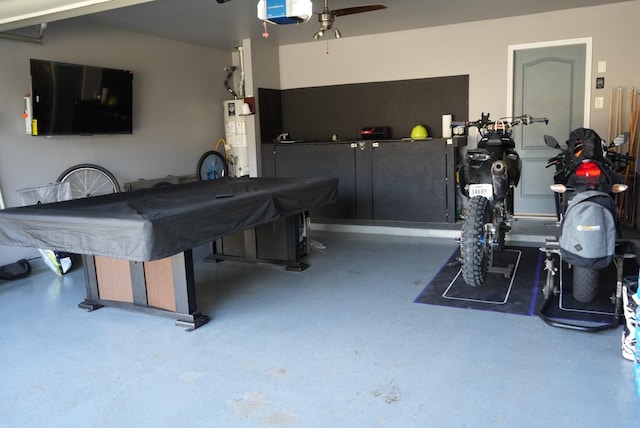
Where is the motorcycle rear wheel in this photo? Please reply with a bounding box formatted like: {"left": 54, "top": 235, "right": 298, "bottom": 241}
{"left": 461, "top": 196, "right": 492, "bottom": 287}
{"left": 572, "top": 266, "right": 599, "bottom": 303}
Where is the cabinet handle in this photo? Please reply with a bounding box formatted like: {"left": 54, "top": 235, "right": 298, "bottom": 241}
{"left": 350, "top": 143, "right": 358, "bottom": 148}
{"left": 372, "top": 142, "right": 379, "bottom": 148}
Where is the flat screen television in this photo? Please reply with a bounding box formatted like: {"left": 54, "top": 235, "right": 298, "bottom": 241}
{"left": 30, "top": 59, "right": 134, "bottom": 136}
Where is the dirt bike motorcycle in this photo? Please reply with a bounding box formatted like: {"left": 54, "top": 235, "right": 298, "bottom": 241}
{"left": 458, "top": 113, "right": 548, "bottom": 286}
{"left": 541, "top": 128, "right": 632, "bottom": 304}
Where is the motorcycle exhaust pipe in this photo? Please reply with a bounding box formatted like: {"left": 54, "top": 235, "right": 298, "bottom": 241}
{"left": 492, "top": 160, "right": 508, "bottom": 198}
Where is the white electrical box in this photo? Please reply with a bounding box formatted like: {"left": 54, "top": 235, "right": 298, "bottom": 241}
{"left": 24, "top": 94, "right": 32, "bottom": 134}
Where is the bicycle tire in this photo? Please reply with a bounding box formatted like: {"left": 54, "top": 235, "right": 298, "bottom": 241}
{"left": 57, "top": 164, "right": 120, "bottom": 199}
{"left": 197, "top": 151, "right": 228, "bottom": 181}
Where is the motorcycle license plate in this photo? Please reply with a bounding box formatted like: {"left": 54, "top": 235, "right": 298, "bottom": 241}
{"left": 468, "top": 184, "right": 493, "bottom": 199}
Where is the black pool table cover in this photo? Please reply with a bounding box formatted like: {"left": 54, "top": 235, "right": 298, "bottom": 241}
{"left": 0, "top": 177, "right": 338, "bottom": 262}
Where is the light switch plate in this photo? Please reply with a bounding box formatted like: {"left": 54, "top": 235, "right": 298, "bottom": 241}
{"left": 595, "top": 97, "right": 604, "bottom": 109}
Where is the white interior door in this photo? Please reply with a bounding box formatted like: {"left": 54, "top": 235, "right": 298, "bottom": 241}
{"left": 508, "top": 39, "right": 591, "bottom": 216}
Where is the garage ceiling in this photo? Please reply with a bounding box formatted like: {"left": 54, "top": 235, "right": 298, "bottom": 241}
{"left": 0, "top": 0, "right": 631, "bottom": 51}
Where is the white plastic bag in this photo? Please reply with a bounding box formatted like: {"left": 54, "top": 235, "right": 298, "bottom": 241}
{"left": 38, "top": 249, "right": 72, "bottom": 276}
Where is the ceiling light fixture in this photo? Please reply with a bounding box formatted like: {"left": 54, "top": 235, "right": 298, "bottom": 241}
{"left": 312, "top": 0, "right": 387, "bottom": 41}
{"left": 313, "top": 27, "right": 340, "bottom": 40}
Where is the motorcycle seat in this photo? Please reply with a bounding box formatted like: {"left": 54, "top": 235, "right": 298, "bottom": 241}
{"left": 478, "top": 133, "right": 515, "bottom": 149}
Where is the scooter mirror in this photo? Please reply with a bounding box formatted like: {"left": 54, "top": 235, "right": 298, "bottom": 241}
{"left": 544, "top": 135, "right": 560, "bottom": 149}
{"left": 612, "top": 132, "right": 630, "bottom": 147}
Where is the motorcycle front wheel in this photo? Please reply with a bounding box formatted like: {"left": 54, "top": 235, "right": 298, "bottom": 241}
{"left": 572, "top": 266, "right": 599, "bottom": 303}
{"left": 461, "top": 196, "right": 492, "bottom": 287}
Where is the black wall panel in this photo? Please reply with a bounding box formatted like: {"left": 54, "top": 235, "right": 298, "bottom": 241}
{"left": 266, "top": 75, "right": 468, "bottom": 142}
{"left": 258, "top": 88, "right": 283, "bottom": 143}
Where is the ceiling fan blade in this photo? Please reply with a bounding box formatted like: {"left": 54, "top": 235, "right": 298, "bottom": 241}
{"left": 332, "top": 5, "right": 387, "bottom": 17}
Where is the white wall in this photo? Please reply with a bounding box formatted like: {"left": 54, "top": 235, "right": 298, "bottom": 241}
{"left": 279, "top": 1, "right": 640, "bottom": 137}
{"left": 0, "top": 20, "right": 231, "bottom": 264}
{"left": 245, "top": 37, "right": 281, "bottom": 176}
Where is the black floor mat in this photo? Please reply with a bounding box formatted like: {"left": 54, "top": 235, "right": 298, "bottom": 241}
{"left": 415, "top": 246, "right": 637, "bottom": 323}
{"left": 415, "top": 246, "right": 542, "bottom": 316}
{"left": 540, "top": 252, "right": 638, "bottom": 324}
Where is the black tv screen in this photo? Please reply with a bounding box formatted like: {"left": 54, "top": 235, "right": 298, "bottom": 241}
{"left": 30, "top": 59, "right": 133, "bottom": 136}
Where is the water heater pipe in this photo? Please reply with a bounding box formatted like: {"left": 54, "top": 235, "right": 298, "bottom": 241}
{"left": 223, "top": 66, "right": 237, "bottom": 98}
{"left": 236, "top": 46, "right": 246, "bottom": 99}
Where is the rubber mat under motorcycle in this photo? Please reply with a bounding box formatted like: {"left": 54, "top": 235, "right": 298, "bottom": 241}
{"left": 415, "top": 245, "right": 636, "bottom": 324}
{"left": 539, "top": 252, "right": 638, "bottom": 325}
{"left": 414, "top": 246, "right": 542, "bottom": 316}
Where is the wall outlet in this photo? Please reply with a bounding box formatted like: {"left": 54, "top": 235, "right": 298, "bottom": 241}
{"left": 595, "top": 97, "right": 604, "bottom": 109}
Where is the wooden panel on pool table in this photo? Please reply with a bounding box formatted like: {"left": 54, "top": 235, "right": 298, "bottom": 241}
{"left": 95, "top": 256, "right": 134, "bottom": 303}
{"left": 144, "top": 258, "right": 177, "bottom": 311}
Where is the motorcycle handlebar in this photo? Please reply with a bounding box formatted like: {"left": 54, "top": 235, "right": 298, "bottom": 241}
{"left": 528, "top": 117, "right": 549, "bottom": 125}
{"left": 513, "top": 115, "right": 549, "bottom": 126}
{"left": 545, "top": 154, "right": 564, "bottom": 168}
{"left": 457, "top": 114, "right": 549, "bottom": 129}
{"left": 608, "top": 152, "right": 635, "bottom": 162}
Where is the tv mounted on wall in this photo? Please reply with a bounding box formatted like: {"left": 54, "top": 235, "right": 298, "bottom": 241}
{"left": 30, "top": 59, "right": 133, "bottom": 136}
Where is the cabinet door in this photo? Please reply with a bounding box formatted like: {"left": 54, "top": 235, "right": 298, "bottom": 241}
{"left": 274, "top": 143, "right": 357, "bottom": 219}
{"left": 370, "top": 140, "right": 448, "bottom": 222}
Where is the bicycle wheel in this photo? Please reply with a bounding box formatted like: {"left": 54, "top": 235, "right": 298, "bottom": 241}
{"left": 57, "top": 164, "right": 120, "bottom": 199}
{"left": 197, "top": 151, "right": 228, "bottom": 181}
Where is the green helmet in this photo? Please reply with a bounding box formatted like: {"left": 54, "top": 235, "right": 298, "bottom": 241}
{"left": 106, "top": 96, "right": 119, "bottom": 107}
{"left": 411, "top": 125, "right": 428, "bottom": 139}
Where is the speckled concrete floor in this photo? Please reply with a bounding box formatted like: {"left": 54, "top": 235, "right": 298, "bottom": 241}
{"left": 1, "top": 229, "right": 638, "bottom": 427}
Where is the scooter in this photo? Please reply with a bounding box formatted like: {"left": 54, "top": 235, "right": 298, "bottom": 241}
{"left": 457, "top": 113, "right": 548, "bottom": 286}
{"left": 539, "top": 128, "right": 635, "bottom": 331}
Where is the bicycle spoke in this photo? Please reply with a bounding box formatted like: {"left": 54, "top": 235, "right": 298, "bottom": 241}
{"left": 59, "top": 165, "right": 119, "bottom": 198}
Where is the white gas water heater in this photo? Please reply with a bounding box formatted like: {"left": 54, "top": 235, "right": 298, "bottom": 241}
{"left": 223, "top": 43, "right": 255, "bottom": 178}
{"left": 223, "top": 99, "right": 250, "bottom": 177}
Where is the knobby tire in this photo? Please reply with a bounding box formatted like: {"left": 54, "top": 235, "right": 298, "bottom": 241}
{"left": 461, "top": 196, "right": 492, "bottom": 287}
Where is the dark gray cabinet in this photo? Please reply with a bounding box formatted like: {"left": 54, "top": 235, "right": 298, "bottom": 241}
{"left": 369, "top": 140, "right": 448, "bottom": 222}
{"left": 262, "top": 138, "right": 463, "bottom": 223}
{"left": 266, "top": 142, "right": 357, "bottom": 219}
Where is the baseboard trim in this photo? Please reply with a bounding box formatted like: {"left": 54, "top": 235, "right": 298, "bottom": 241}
{"left": 310, "top": 222, "right": 460, "bottom": 239}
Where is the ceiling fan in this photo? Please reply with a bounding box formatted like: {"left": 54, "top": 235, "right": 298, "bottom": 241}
{"left": 313, "top": 0, "right": 387, "bottom": 40}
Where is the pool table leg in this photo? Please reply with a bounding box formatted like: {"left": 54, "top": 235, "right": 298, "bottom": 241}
{"left": 78, "top": 251, "right": 211, "bottom": 330}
